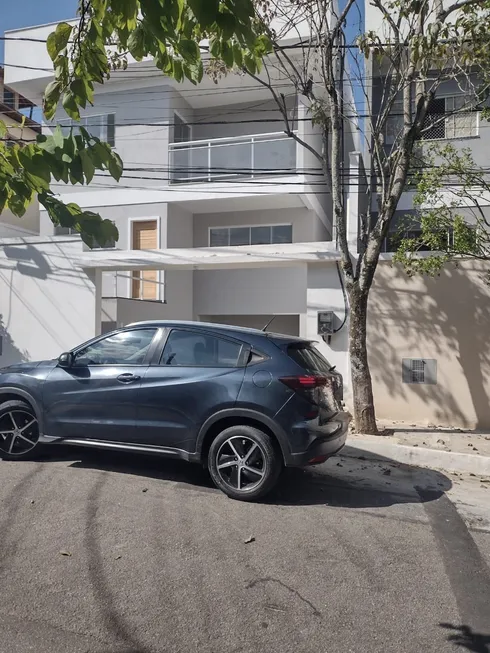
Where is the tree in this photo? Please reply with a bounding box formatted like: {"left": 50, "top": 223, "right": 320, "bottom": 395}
{"left": 394, "top": 143, "right": 490, "bottom": 276}
{"left": 0, "top": 119, "right": 122, "bottom": 246}
{"left": 8, "top": 0, "right": 490, "bottom": 431}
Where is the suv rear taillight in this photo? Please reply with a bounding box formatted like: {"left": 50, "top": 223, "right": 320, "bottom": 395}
{"left": 279, "top": 376, "right": 328, "bottom": 390}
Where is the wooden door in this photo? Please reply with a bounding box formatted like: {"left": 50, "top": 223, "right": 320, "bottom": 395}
{"left": 132, "top": 220, "right": 158, "bottom": 300}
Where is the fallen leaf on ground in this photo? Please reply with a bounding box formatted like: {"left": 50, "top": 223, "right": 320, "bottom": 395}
{"left": 244, "top": 536, "right": 255, "bottom": 544}
{"left": 60, "top": 551, "right": 72, "bottom": 557}
{"left": 115, "top": 555, "right": 122, "bottom": 560}
{"left": 142, "top": 488, "right": 148, "bottom": 493}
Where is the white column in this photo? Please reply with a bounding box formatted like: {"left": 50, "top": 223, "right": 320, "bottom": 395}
{"left": 94, "top": 269, "right": 102, "bottom": 336}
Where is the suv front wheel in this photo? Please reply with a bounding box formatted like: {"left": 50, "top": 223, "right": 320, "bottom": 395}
{"left": 208, "top": 425, "right": 282, "bottom": 501}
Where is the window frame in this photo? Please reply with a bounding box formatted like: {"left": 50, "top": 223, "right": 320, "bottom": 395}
{"left": 70, "top": 326, "right": 161, "bottom": 367}
{"left": 155, "top": 328, "right": 249, "bottom": 368}
{"left": 208, "top": 223, "right": 293, "bottom": 247}
{"left": 58, "top": 113, "right": 116, "bottom": 146}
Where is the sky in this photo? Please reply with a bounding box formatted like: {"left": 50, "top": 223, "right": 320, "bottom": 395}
{"left": 0, "top": 0, "right": 78, "bottom": 60}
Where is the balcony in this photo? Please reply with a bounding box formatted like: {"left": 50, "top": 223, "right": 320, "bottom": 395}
{"left": 168, "top": 131, "right": 297, "bottom": 184}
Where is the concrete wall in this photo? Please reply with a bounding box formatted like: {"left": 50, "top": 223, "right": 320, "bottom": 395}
{"left": 0, "top": 237, "right": 95, "bottom": 367}
{"left": 368, "top": 259, "right": 490, "bottom": 429}
{"left": 304, "top": 264, "right": 350, "bottom": 390}
{"left": 194, "top": 266, "right": 307, "bottom": 317}
{"left": 201, "top": 314, "right": 300, "bottom": 336}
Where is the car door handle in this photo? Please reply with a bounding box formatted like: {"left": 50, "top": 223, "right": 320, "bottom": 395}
{"left": 117, "top": 373, "right": 141, "bottom": 384}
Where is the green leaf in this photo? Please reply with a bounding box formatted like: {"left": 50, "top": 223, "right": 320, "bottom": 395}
{"left": 0, "top": 121, "right": 7, "bottom": 139}
{"left": 108, "top": 151, "right": 123, "bottom": 181}
{"left": 232, "top": 43, "right": 243, "bottom": 68}
{"left": 53, "top": 125, "right": 65, "bottom": 150}
{"left": 62, "top": 90, "right": 80, "bottom": 120}
{"left": 43, "top": 80, "right": 63, "bottom": 120}
{"left": 46, "top": 22, "right": 73, "bottom": 61}
{"left": 188, "top": 0, "right": 219, "bottom": 28}
{"left": 69, "top": 155, "right": 84, "bottom": 184}
{"left": 70, "top": 79, "right": 88, "bottom": 109}
{"left": 179, "top": 38, "right": 201, "bottom": 62}
{"left": 217, "top": 13, "right": 236, "bottom": 41}
{"left": 221, "top": 41, "right": 234, "bottom": 68}
{"left": 79, "top": 149, "right": 96, "bottom": 184}
{"left": 127, "top": 23, "right": 147, "bottom": 59}
{"left": 243, "top": 53, "right": 256, "bottom": 74}
{"left": 173, "top": 58, "right": 184, "bottom": 82}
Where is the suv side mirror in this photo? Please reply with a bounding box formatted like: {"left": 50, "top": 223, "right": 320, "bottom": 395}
{"left": 58, "top": 352, "right": 74, "bottom": 369}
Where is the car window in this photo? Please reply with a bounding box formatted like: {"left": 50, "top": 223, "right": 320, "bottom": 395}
{"left": 74, "top": 328, "right": 158, "bottom": 366}
{"left": 287, "top": 343, "right": 333, "bottom": 374}
{"left": 160, "top": 330, "right": 242, "bottom": 367}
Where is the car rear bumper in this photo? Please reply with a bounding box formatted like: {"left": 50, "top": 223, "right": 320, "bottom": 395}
{"left": 285, "top": 411, "right": 350, "bottom": 467}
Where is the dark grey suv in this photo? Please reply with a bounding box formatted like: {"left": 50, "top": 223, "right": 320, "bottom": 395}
{"left": 0, "top": 321, "right": 350, "bottom": 500}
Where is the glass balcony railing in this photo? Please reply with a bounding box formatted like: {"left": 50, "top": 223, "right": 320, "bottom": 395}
{"left": 168, "top": 131, "right": 297, "bottom": 183}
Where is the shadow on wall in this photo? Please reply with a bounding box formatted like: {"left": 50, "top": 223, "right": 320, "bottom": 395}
{"left": 0, "top": 314, "right": 29, "bottom": 366}
{"left": 368, "top": 262, "right": 490, "bottom": 429}
{"left": 2, "top": 245, "right": 52, "bottom": 279}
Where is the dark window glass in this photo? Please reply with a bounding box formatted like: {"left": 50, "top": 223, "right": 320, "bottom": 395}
{"left": 160, "top": 330, "right": 242, "bottom": 367}
{"left": 272, "top": 224, "right": 293, "bottom": 243}
{"left": 229, "top": 227, "right": 250, "bottom": 246}
{"left": 174, "top": 114, "right": 191, "bottom": 143}
{"left": 3, "top": 89, "right": 15, "bottom": 108}
{"left": 74, "top": 329, "right": 157, "bottom": 366}
{"left": 287, "top": 343, "right": 332, "bottom": 373}
{"left": 210, "top": 228, "right": 229, "bottom": 247}
{"left": 251, "top": 226, "right": 271, "bottom": 244}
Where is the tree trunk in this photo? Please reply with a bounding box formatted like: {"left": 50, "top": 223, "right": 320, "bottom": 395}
{"left": 349, "top": 286, "right": 378, "bottom": 434}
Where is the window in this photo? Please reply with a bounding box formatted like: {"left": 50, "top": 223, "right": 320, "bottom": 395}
{"left": 3, "top": 88, "right": 16, "bottom": 109}
{"left": 54, "top": 227, "right": 78, "bottom": 236}
{"left": 422, "top": 96, "right": 478, "bottom": 140}
{"left": 173, "top": 113, "right": 191, "bottom": 143}
{"left": 385, "top": 95, "right": 478, "bottom": 144}
{"left": 160, "top": 330, "right": 243, "bottom": 367}
{"left": 209, "top": 225, "right": 293, "bottom": 247}
{"left": 58, "top": 113, "right": 116, "bottom": 146}
{"left": 74, "top": 328, "right": 157, "bottom": 366}
{"left": 287, "top": 343, "right": 333, "bottom": 374}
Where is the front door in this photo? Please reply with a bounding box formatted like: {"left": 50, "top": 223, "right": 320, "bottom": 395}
{"left": 135, "top": 328, "right": 247, "bottom": 452}
{"left": 43, "top": 327, "right": 159, "bottom": 442}
{"left": 131, "top": 220, "right": 158, "bottom": 300}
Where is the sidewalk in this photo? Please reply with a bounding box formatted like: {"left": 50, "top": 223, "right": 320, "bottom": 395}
{"left": 343, "top": 425, "right": 490, "bottom": 476}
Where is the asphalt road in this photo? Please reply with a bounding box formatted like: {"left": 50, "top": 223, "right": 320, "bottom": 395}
{"left": 1, "top": 446, "right": 489, "bottom": 653}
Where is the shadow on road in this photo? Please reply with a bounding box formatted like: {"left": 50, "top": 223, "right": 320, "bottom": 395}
{"left": 35, "top": 444, "right": 452, "bottom": 510}
{"left": 440, "top": 623, "right": 490, "bottom": 653}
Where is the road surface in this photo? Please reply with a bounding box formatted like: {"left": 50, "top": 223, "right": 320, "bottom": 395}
{"left": 0, "top": 445, "right": 489, "bottom": 653}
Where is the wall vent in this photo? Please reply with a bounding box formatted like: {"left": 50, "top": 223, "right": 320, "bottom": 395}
{"left": 402, "top": 358, "right": 437, "bottom": 385}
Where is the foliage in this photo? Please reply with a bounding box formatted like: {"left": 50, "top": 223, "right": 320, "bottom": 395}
{"left": 43, "top": 1, "right": 271, "bottom": 121}
{"left": 394, "top": 144, "right": 490, "bottom": 276}
{"left": 0, "top": 120, "right": 120, "bottom": 246}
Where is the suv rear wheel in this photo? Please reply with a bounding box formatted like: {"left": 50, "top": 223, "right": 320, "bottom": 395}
{"left": 0, "top": 400, "right": 40, "bottom": 460}
{"left": 208, "top": 425, "right": 282, "bottom": 501}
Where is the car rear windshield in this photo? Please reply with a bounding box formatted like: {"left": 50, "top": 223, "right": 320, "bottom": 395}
{"left": 287, "top": 343, "right": 333, "bottom": 374}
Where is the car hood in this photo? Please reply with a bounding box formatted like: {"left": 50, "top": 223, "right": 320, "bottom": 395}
{"left": 0, "top": 359, "right": 58, "bottom": 375}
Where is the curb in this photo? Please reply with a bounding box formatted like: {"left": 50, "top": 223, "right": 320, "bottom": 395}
{"left": 341, "top": 438, "right": 490, "bottom": 476}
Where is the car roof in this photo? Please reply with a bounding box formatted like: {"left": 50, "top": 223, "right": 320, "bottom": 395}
{"left": 126, "top": 320, "right": 308, "bottom": 342}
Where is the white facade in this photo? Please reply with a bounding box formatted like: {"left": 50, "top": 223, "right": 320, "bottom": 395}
{"left": 3, "top": 19, "right": 353, "bottom": 392}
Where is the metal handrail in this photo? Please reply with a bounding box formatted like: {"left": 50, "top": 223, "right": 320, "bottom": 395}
{"left": 168, "top": 130, "right": 296, "bottom": 149}
{"left": 103, "top": 270, "right": 165, "bottom": 301}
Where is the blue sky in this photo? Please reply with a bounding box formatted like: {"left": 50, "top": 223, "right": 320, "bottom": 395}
{"left": 0, "top": 0, "right": 77, "bottom": 60}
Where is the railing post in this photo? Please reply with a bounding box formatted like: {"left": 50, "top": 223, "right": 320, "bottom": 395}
{"left": 208, "top": 142, "right": 212, "bottom": 182}
{"left": 251, "top": 137, "right": 254, "bottom": 179}
{"left": 113, "top": 272, "right": 117, "bottom": 298}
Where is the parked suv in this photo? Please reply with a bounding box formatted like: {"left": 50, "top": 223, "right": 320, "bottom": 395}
{"left": 0, "top": 321, "right": 350, "bottom": 500}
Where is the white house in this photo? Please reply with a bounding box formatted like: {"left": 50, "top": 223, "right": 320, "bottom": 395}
{"left": 2, "top": 19, "right": 363, "bottom": 392}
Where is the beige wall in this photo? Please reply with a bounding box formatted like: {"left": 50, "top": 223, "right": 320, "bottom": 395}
{"left": 368, "top": 260, "right": 490, "bottom": 429}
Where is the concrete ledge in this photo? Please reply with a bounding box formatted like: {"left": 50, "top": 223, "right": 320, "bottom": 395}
{"left": 341, "top": 438, "right": 490, "bottom": 476}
